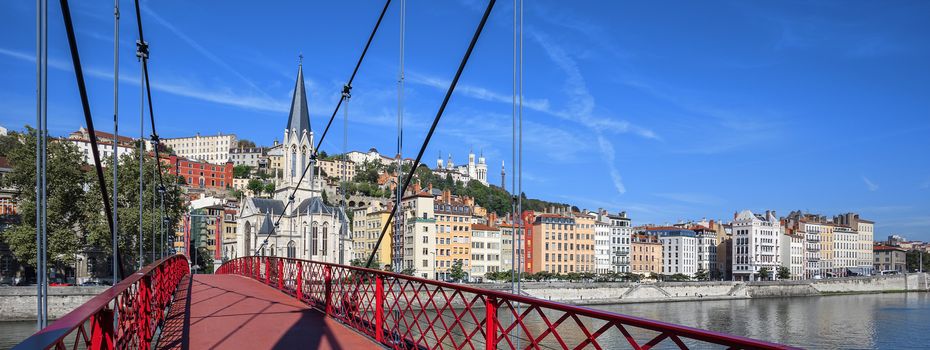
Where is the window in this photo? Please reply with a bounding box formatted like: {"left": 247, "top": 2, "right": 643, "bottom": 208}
{"left": 322, "top": 226, "right": 328, "bottom": 255}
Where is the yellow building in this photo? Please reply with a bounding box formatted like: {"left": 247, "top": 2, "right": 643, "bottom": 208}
{"left": 573, "top": 214, "right": 596, "bottom": 273}
{"left": 318, "top": 158, "right": 357, "bottom": 180}
{"left": 351, "top": 204, "right": 393, "bottom": 269}
{"left": 433, "top": 191, "right": 473, "bottom": 281}
{"left": 631, "top": 234, "right": 662, "bottom": 276}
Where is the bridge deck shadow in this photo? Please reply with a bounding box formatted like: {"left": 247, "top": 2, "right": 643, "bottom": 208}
{"left": 156, "top": 274, "right": 376, "bottom": 350}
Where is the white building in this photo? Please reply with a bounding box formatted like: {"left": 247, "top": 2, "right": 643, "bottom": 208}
{"left": 162, "top": 133, "right": 237, "bottom": 165}
{"left": 732, "top": 210, "right": 781, "bottom": 281}
{"left": 780, "top": 233, "right": 805, "bottom": 280}
{"left": 345, "top": 148, "right": 398, "bottom": 167}
{"left": 692, "top": 225, "right": 717, "bottom": 278}
{"left": 433, "top": 151, "right": 489, "bottom": 186}
{"left": 229, "top": 147, "right": 268, "bottom": 168}
{"left": 835, "top": 213, "right": 875, "bottom": 276}
{"left": 833, "top": 225, "right": 859, "bottom": 277}
{"left": 657, "top": 229, "right": 697, "bottom": 277}
{"left": 236, "top": 63, "right": 349, "bottom": 264}
{"left": 399, "top": 192, "right": 436, "bottom": 279}
{"left": 593, "top": 218, "right": 612, "bottom": 274}
{"left": 470, "top": 224, "right": 502, "bottom": 281}
{"left": 68, "top": 139, "right": 136, "bottom": 164}
{"left": 606, "top": 211, "right": 632, "bottom": 273}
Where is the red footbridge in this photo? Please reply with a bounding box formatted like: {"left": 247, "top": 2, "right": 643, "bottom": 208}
{"left": 14, "top": 255, "right": 798, "bottom": 350}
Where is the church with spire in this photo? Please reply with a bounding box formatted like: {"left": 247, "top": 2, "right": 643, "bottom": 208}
{"left": 234, "top": 60, "right": 350, "bottom": 264}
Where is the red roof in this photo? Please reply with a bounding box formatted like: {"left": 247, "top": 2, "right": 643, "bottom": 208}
{"left": 471, "top": 223, "right": 498, "bottom": 231}
{"left": 874, "top": 245, "right": 905, "bottom": 252}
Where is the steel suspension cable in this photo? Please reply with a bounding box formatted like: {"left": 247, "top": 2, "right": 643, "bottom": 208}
{"left": 365, "top": 0, "right": 498, "bottom": 269}
{"left": 111, "top": 0, "right": 120, "bottom": 287}
{"left": 137, "top": 48, "right": 145, "bottom": 269}
{"left": 256, "top": 0, "right": 393, "bottom": 253}
{"left": 58, "top": 0, "right": 124, "bottom": 281}
{"left": 133, "top": 0, "right": 177, "bottom": 263}
{"left": 35, "top": 0, "right": 48, "bottom": 330}
{"left": 394, "top": 0, "right": 406, "bottom": 272}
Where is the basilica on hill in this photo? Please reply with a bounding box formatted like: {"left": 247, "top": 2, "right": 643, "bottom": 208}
{"left": 234, "top": 62, "right": 350, "bottom": 264}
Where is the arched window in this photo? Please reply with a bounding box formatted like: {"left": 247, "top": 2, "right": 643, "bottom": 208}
{"left": 300, "top": 147, "right": 307, "bottom": 179}
{"left": 311, "top": 222, "right": 318, "bottom": 255}
{"left": 291, "top": 147, "right": 297, "bottom": 178}
{"left": 287, "top": 241, "right": 296, "bottom": 258}
{"left": 322, "top": 225, "right": 328, "bottom": 256}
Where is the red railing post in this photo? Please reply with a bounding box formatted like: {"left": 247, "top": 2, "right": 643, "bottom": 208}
{"left": 324, "top": 265, "right": 333, "bottom": 316}
{"left": 485, "top": 296, "right": 497, "bottom": 350}
{"left": 264, "top": 257, "right": 271, "bottom": 285}
{"left": 375, "top": 275, "right": 384, "bottom": 343}
{"left": 277, "top": 259, "right": 284, "bottom": 290}
{"left": 296, "top": 261, "right": 303, "bottom": 302}
{"left": 89, "top": 308, "right": 114, "bottom": 349}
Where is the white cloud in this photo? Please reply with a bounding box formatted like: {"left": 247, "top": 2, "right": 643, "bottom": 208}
{"left": 0, "top": 47, "right": 288, "bottom": 113}
{"left": 862, "top": 176, "right": 879, "bottom": 191}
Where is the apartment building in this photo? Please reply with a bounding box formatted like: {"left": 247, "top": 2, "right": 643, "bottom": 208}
{"left": 606, "top": 211, "right": 632, "bottom": 273}
{"left": 832, "top": 225, "right": 859, "bottom": 277}
{"left": 351, "top": 204, "right": 393, "bottom": 268}
{"left": 692, "top": 224, "right": 718, "bottom": 278}
{"left": 732, "top": 210, "right": 781, "bottom": 281}
{"left": 229, "top": 147, "right": 268, "bottom": 168}
{"left": 163, "top": 155, "right": 234, "bottom": 190}
{"left": 529, "top": 214, "right": 578, "bottom": 274}
{"left": 630, "top": 233, "right": 661, "bottom": 277}
{"left": 400, "top": 192, "right": 435, "bottom": 279}
{"left": 433, "top": 191, "right": 473, "bottom": 281}
{"left": 573, "top": 214, "right": 596, "bottom": 274}
{"left": 873, "top": 245, "right": 906, "bottom": 273}
{"left": 835, "top": 213, "right": 875, "bottom": 275}
{"left": 653, "top": 228, "right": 698, "bottom": 277}
{"left": 162, "top": 133, "right": 237, "bottom": 164}
{"left": 780, "top": 231, "right": 805, "bottom": 280}
{"left": 317, "top": 158, "right": 357, "bottom": 180}
{"left": 470, "top": 224, "right": 502, "bottom": 281}
{"left": 594, "top": 218, "right": 612, "bottom": 274}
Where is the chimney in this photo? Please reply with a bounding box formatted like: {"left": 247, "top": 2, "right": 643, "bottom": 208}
{"left": 412, "top": 182, "right": 421, "bottom": 194}
{"left": 428, "top": 183, "right": 433, "bottom": 193}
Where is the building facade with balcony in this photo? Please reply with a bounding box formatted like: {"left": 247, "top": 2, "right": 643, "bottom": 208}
{"left": 606, "top": 211, "right": 632, "bottom": 273}
{"left": 732, "top": 210, "right": 781, "bottom": 281}
{"left": 630, "top": 233, "right": 661, "bottom": 277}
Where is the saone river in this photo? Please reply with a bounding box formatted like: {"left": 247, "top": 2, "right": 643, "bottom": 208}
{"left": 1, "top": 292, "right": 927, "bottom": 349}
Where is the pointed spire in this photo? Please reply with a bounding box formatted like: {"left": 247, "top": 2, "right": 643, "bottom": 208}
{"left": 286, "top": 61, "right": 311, "bottom": 136}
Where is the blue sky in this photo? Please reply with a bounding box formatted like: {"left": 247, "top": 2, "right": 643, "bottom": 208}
{"left": 1, "top": 1, "right": 929, "bottom": 240}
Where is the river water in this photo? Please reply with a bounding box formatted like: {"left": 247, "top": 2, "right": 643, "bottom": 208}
{"left": 1, "top": 292, "right": 927, "bottom": 349}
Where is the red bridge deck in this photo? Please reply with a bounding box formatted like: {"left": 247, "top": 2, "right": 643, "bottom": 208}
{"left": 157, "top": 274, "right": 376, "bottom": 350}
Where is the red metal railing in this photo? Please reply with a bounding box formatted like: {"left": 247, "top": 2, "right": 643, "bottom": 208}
{"left": 217, "top": 256, "right": 798, "bottom": 350}
{"left": 14, "top": 255, "right": 190, "bottom": 350}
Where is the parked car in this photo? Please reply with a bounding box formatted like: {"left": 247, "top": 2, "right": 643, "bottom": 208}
{"left": 49, "top": 277, "right": 74, "bottom": 286}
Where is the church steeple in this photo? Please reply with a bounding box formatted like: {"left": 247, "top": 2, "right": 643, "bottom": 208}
{"left": 286, "top": 58, "right": 311, "bottom": 136}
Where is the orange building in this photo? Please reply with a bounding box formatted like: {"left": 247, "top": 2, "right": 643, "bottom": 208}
{"left": 528, "top": 212, "right": 595, "bottom": 274}
{"left": 631, "top": 234, "right": 662, "bottom": 276}
{"left": 433, "top": 190, "right": 473, "bottom": 281}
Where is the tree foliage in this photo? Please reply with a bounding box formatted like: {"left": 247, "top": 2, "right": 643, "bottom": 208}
{"left": 449, "top": 260, "right": 466, "bottom": 282}
{"left": 233, "top": 165, "right": 252, "bottom": 178}
{"left": 0, "top": 128, "right": 185, "bottom": 273}
{"left": 777, "top": 266, "right": 791, "bottom": 280}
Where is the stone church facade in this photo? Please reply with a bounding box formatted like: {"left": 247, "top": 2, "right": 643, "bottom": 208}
{"left": 234, "top": 62, "right": 350, "bottom": 264}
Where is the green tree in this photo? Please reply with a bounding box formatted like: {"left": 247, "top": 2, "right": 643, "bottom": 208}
{"left": 247, "top": 179, "right": 264, "bottom": 196}
{"left": 0, "top": 128, "right": 86, "bottom": 268}
{"left": 449, "top": 260, "right": 466, "bottom": 282}
{"left": 694, "top": 267, "right": 709, "bottom": 281}
{"left": 757, "top": 267, "right": 771, "bottom": 281}
{"left": 237, "top": 139, "right": 256, "bottom": 148}
{"left": 264, "top": 182, "right": 276, "bottom": 195}
{"left": 233, "top": 165, "right": 252, "bottom": 178}
{"left": 400, "top": 267, "right": 416, "bottom": 276}
{"left": 777, "top": 266, "right": 791, "bottom": 280}
{"left": 83, "top": 149, "right": 186, "bottom": 270}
